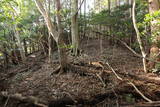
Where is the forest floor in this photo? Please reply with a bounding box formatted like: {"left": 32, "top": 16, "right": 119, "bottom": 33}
{"left": 0, "top": 38, "right": 160, "bottom": 107}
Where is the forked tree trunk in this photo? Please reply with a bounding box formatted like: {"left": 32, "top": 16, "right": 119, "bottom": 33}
{"left": 34, "top": 0, "right": 68, "bottom": 72}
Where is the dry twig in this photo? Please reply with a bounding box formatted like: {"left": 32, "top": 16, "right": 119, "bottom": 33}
{"left": 96, "top": 73, "right": 106, "bottom": 87}
{"left": 105, "top": 62, "right": 153, "bottom": 102}
{"left": 3, "top": 96, "right": 10, "bottom": 107}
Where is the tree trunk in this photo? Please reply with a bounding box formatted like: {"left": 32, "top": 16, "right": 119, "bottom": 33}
{"left": 3, "top": 44, "right": 9, "bottom": 68}
{"left": 14, "top": 24, "right": 26, "bottom": 62}
{"left": 71, "top": 0, "right": 79, "bottom": 56}
{"left": 132, "top": 0, "right": 147, "bottom": 72}
{"left": 115, "top": 0, "right": 118, "bottom": 7}
{"left": 32, "top": 43, "right": 35, "bottom": 53}
{"left": 55, "top": 0, "right": 68, "bottom": 71}
{"left": 118, "top": 0, "right": 121, "bottom": 6}
{"left": 34, "top": 0, "right": 68, "bottom": 72}
{"left": 83, "top": 0, "right": 86, "bottom": 38}
{"left": 148, "top": 0, "right": 160, "bottom": 71}
{"left": 23, "top": 38, "right": 27, "bottom": 56}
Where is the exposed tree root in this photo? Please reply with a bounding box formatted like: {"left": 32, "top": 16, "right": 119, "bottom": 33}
{"left": 2, "top": 60, "right": 160, "bottom": 107}
{"left": 51, "top": 64, "right": 96, "bottom": 76}
{"left": 51, "top": 65, "right": 61, "bottom": 74}
{"left": 51, "top": 64, "right": 112, "bottom": 76}
{"left": 51, "top": 63, "right": 160, "bottom": 101}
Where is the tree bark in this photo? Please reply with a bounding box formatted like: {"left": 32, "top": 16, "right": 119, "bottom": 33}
{"left": 34, "top": 0, "right": 68, "bottom": 72}
{"left": 34, "top": 0, "right": 59, "bottom": 42}
{"left": 55, "top": 0, "right": 68, "bottom": 71}
{"left": 13, "top": 24, "right": 26, "bottom": 62}
{"left": 71, "top": 0, "right": 79, "bottom": 56}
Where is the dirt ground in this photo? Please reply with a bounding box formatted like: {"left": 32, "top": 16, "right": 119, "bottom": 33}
{"left": 1, "top": 38, "right": 160, "bottom": 107}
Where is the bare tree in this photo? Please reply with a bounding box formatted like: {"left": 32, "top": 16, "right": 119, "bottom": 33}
{"left": 34, "top": 0, "right": 68, "bottom": 72}
{"left": 132, "top": 0, "right": 147, "bottom": 72}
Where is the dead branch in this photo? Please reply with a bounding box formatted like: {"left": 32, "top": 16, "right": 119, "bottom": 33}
{"left": 106, "top": 62, "right": 153, "bottom": 102}
{"left": 128, "top": 82, "right": 152, "bottom": 102}
{"left": 106, "top": 62, "right": 123, "bottom": 81}
{"left": 3, "top": 96, "right": 10, "bottom": 107}
{"left": 96, "top": 73, "right": 106, "bottom": 87}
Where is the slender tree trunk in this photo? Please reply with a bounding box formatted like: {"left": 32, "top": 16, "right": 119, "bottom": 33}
{"left": 83, "top": 0, "right": 86, "bottom": 38}
{"left": 34, "top": 0, "right": 68, "bottom": 72}
{"left": 55, "top": 0, "right": 68, "bottom": 71}
{"left": 3, "top": 44, "right": 8, "bottom": 68}
{"left": 48, "top": 33, "right": 52, "bottom": 63}
{"left": 108, "top": 0, "right": 113, "bottom": 44}
{"left": 32, "top": 43, "right": 35, "bottom": 52}
{"left": 14, "top": 24, "right": 26, "bottom": 62}
{"left": 10, "top": 4, "right": 26, "bottom": 62}
{"left": 132, "top": 0, "right": 147, "bottom": 72}
{"left": 3, "top": 29, "right": 9, "bottom": 68}
{"left": 118, "top": 0, "right": 121, "bottom": 6}
{"left": 23, "top": 38, "right": 27, "bottom": 55}
{"left": 47, "top": 0, "right": 52, "bottom": 63}
{"left": 115, "top": 0, "right": 118, "bottom": 7}
{"left": 129, "top": 0, "right": 133, "bottom": 17}
{"left": 71, "top": 0, "right": 79, "bottom": 56}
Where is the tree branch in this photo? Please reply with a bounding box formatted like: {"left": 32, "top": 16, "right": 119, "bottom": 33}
{"left": 34, "top": 0, "right": 59, "bottom": 42}
{"left": 106, "top": 62, "right": 153, "bottom": 102}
